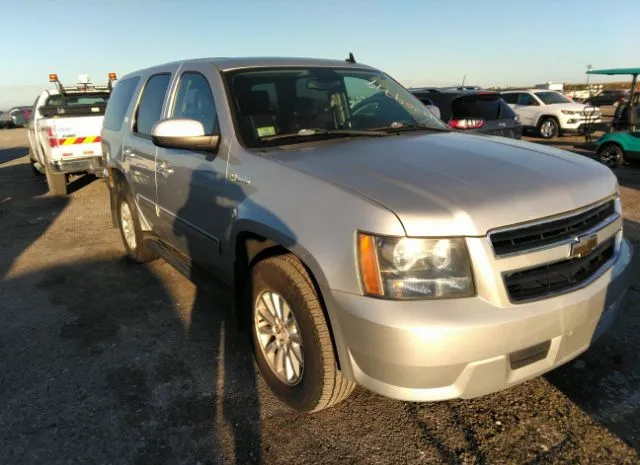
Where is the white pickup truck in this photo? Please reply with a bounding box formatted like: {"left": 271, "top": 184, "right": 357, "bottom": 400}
{"left": 27, "top": 74, "right": 115, "bottom": 195}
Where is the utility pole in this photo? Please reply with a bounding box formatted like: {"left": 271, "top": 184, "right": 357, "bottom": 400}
{"left": 586, "top": 64, "right": 593, "bottom": 95}
{"left": 461, "top": 74, "right": 466, "bottom": 88}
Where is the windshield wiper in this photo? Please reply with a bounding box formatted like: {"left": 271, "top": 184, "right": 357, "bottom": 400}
{"left": 261, "top": 128, "right": 388, "bottom": 142}
{"left": 368, "top": 122, "right": 451, "bottom": 133}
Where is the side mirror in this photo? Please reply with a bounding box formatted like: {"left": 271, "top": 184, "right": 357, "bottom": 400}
{"left": 151, "top": 118, "right": 220, "bottom": 153}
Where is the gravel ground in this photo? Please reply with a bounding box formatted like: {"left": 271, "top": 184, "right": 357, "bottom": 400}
{"left": 1, "top": 128, "right": 639, "bottom": 465}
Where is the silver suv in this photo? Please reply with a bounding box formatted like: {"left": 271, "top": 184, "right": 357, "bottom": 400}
{"left": 101, "top": 57, "right": 632, "bottom": 413}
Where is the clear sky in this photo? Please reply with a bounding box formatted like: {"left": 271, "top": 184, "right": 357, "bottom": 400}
{"left": 0, "top": 0, "right": 637, "bottom": 108}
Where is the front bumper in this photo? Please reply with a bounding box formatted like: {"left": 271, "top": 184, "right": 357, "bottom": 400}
{"left": 50, "top": 156, "right": 104, "bottom": 175}
{"left": 561, "top": 116, "right": 602, "bottom": 132}
{"left": 331, "top": 238, "right": 632, "bottom": 402}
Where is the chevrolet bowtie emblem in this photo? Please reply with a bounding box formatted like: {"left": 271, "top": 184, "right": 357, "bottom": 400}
{"left": 569, "top": 234, "right": 598, "bottom": 258}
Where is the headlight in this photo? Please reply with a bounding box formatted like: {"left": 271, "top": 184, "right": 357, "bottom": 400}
{"left": 561, "top": 110, "right": 577, "bottom": 115}
{"left": 357, "top": 233, "right": 475, "bottom": 299}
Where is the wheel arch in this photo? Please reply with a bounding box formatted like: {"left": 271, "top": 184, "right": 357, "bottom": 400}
{"left": 232, "top": 220, "right": 353, "bottom": 377}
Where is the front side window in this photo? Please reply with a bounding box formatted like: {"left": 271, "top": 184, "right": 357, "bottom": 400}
{"left": 103, "top": 76, "right": 140, "bottom": 131}
{"left": 226, "top": 67, "right": 447, "bottom": 148}
{"left": 535, "top": 91, "right": 571, "bottom": 105}
{"left": 134, "top": 73, "right": 171, "bottom": 136}
{"left": 171, "top": 72, "right": 218, "bottom": 134}
{"left": 516, "top": 93, "right": 537, "bottom": 106}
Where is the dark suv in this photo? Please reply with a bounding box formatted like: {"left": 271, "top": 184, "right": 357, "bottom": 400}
{"left": 410, "top": 88, "right": 522, "bottom": 139}
{"left": 586, "top": 89, "right": 627, "bottom": 107}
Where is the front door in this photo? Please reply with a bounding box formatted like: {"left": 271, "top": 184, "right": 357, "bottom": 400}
{"left": 125, "top": 73, "right": 172, "bottom": 225}
{"left": 155, "top": 69, "right": 228, "bottom": 274}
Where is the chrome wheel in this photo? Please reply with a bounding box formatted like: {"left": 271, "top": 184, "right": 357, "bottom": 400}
{"left": 539, "top": 119, "right": 557, "bottom": 138}
{"left": 599, "top": 145, "right": 623, "bottom": 167}
{"left": 120, "top": 201, "right": 137, "bottom": 250}
{"left": 254, "top": 291, "right": 303, "bottom": 386}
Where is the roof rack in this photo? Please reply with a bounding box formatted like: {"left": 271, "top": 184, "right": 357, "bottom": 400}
{"left": 48, "top": 72, "right": 118, "bottom": 95}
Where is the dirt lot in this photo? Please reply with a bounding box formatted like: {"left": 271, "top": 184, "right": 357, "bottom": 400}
{"left": 1, "top": 128, "right": 640, "bottom": 465}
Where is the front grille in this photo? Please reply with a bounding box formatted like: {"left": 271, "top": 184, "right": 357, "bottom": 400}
{"left": 490, "top": 200, "right": 615, "bottom": 257}
{"left": 504, "top": 238, "right": 615, "bottom": 302}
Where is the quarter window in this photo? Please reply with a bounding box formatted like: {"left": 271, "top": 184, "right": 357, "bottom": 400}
{"left": 171, "top": 72, "right": 218, "bottom": 134}
{"left": 134, "top": 74, "right": 171, "bottom": 136}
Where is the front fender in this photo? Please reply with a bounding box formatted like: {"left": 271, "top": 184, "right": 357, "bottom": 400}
{"left": 228, "top": 218, "right": 356, "bottom": 380}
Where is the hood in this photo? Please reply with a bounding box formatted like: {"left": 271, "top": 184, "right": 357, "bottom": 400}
{"left": 547, "top": 102, "right": 595, "bottom": 111}
{"left": 271, "top": 132, "right": 617, "bottom": 236}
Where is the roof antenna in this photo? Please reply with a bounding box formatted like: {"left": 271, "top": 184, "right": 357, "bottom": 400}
{"left": 346, "top": 52, "right": 356, "bottom": 64}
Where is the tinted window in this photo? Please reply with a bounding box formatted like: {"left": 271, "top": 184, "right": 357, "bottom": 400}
{"left": 516, "top": 93, "right": 537, "bottom": 106}
{"left": 451, "top": 95, "right": 516, "bottom": 120}
{"left": 103, "top": 77, "right": 140, "bottom": 131}
{"left": 171, "top": 72, "right": 217, "bottom": 134}
{"left": 535, "top": 91, "right": 571, "bottom": 105}
{"left": 45, "top": 92, "right": 110, "bottom": 107}
{"left": 501, "top": 93, "right": 518, "bottom": 104}
{"left": 135, "top": 74, "right": 171, "bottom": 136}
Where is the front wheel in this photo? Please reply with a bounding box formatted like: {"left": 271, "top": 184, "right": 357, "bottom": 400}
{"left": 250, "top": 255, "right": 355, "bottom": 412}
{"left": 538, "top": 117, "right": 559, "bottom": 139}
{"left": 598, "top": 143, "right": 624, "bottom": 168}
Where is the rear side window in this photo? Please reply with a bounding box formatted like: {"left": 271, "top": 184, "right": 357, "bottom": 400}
{"left": 134, "top": 73, "right": 171, "bottom": 136}
{"left": 451, "top": 95, "right": 516, "bottom": 121}
{"left": 501, "top": 93, "right": 518, "bottom": 104}
{"left": 103, "top": 77, "right": 140, "bottom": 131}
{"left": 171, "top": 72, "right": 218, "bottom": 134}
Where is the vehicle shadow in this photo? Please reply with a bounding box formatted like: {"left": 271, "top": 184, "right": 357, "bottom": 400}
{"left": 0, "top": 145, "right": 29, "bottom": 164}
{"left": 0, "top": 158, "right": 265, "bottom": 464}
{"left": 545, "top": 219, "right": 640, "bottom": 453}
{"left": 67, "top": 173, "right": 98, "bottom": 195}
{"left": 0, "top": 161, "right": 65, "bottom": 280}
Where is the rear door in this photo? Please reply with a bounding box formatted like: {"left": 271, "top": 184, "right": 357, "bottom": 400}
{"left": 125, "top": 72, "right": 172, "bottom": 224}
{"left": 155, "top": 65, "right": 227, "bottom": 273}
{"left": 450, "top": 94, "right": 521, "bottom": 138}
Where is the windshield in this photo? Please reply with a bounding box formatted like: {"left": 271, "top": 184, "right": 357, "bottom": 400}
{"left": 535, "top": 91, "right": 571, "bottom": 105}
{"left": 45, "top": 92, "right": 110, "bottom": 107}
{"left": 226, "top": 67, "right": 447, "bottom": 147}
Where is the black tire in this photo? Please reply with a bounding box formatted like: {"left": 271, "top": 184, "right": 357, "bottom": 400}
{"left": 250, "top": 255, "right": 355, "bottom": 412}
{"left": 29, "top": 149, "right": 43, "bottom": 176}
{"left": 116, "top": 184, "right": 157, "bottom": 263}
{"left": 44, "top": 162, "right": 67, "bottom": 196}
{"left": 538, "top": 117, "right": 559, "bottom": 139}
{"left": 598, "top": 143, "right": 624, "bottom": 168}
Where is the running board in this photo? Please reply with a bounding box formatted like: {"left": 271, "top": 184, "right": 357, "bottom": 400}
{"left": 146, "top": 238, "right": 229, "bottom": 296}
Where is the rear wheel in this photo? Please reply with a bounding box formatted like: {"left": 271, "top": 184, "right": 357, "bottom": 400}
{"left": 117, "top": 185, "right": 157, "bottom": 263}
{"left": 44, "top": 162, "right": 67, "bottom": 196}
{"left": 598, "top": 143, "right": 624, "bottom": 168}
{"left": 250, "top": 255, "right": 355, "bottom": 412}
{"left": 538, "top": 117, "right": 559, "bottom": 139}
{"left": 29, "top": 149, "right": 43, "bottom": 176}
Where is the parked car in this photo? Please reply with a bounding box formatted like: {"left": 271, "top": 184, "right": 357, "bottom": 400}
{"left": 103, "top": 57, "right": 631, "bottom": 413}
{"left": 501, "top": 89, "right": 602, "bottom": 138}
{"left": 0, "top": 107, "right": 28, "bottom": 128}
{"left": 586, "top": 89, "right": 627, "bottom": 107}
{"left": 410, "top": 88, "right": 522, "bottom": 138}
{"left": 27, "top": 73, "right": 115, "bottom": 195}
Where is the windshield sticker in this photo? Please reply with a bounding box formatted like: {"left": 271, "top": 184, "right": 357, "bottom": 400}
{"left": 257, "top": 126, "right": 277, "bottom": 137}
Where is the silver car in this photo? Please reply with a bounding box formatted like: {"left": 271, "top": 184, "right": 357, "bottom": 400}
{"left": 101, "top": 57, "right": 632, "bottom": 412}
